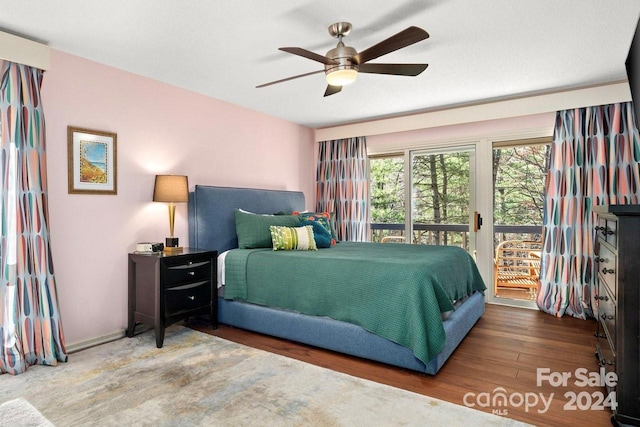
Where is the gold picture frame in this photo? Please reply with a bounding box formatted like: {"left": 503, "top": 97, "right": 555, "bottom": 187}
{"left": 67, "top": 126, "right": 117, "bottom": 195}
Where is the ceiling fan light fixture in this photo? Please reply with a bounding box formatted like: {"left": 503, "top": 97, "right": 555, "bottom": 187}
{"left": 324, "top": 42, "right": 358, "bottom": 86}
{"left": 326, "top": 68, "right": 358, "bottom": 86}
{"left": 257, "top": 23, "right": 430, "bottom": 97}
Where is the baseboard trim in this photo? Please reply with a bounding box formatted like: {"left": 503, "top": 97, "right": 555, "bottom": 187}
{"left": 66, "top": 329, "right": 126, "bottom": 354}
{"left": 66, "top": 324, "right": 156, "bottom": 353}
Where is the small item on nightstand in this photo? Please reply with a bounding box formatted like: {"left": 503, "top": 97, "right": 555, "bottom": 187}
{"left": 136, "top": 242, "right": 164, "bottom": 253}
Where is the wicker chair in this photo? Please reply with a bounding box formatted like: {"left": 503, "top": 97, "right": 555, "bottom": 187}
{"left": 381, "top": 236, "right": 405, "bottom": 243}
{"left": 494, "top": 240, "right": 542, "bottom": 298}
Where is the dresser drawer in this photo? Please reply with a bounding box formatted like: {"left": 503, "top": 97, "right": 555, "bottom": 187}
{"left": 596, "top": 243, "right": 617, "bottom": 299}
{"left": 162, "top": 257, "right": 212, "bottom": 287}
{"left": 596, "top": 217, "right": 617, "bottom": 248}
{"left": 164, "top": 280, "right": 211, "bottom": 317}
{"left": 598, "top": 285, "right": 616, "bottom": 353}
{"left": 596, "top": 340, "right": 616, "bottom": 380}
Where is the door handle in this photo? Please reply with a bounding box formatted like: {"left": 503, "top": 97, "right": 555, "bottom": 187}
{"left": 474, "top": 211, "right": 483, "bottom": 232}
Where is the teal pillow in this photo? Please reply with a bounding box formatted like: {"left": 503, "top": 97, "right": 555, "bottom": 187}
{"left": 301, "top": 220, "right": 332, "bottom": 248}
{"left": 235, "top": 210, "right": 300, "bottom": 248}
{"left": 269, "top": 225, "right": 317, "bottom": 251}
{"left": 293, "top": 211, "right": 338, "bottom": 244}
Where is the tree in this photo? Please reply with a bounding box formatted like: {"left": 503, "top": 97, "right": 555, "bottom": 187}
{"left": 369, "top": 144, "right": 550, "bottom": 244}
{"left": 369, "top": 156, "right": 404, "bottom": 224}
{"left": 493, "top": 145, "right": 550, "bottom": 226}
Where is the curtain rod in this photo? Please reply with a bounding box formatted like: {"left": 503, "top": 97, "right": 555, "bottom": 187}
{"left": 0, "top": 31, "right": 50, "bottom": 71}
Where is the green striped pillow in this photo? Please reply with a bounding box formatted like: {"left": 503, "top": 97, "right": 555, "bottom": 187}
{"left": 269, "top": 225, "right": 317, "bottom": 251}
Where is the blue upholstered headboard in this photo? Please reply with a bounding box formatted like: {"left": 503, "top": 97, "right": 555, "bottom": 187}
{"left": 188, "top": 185, "right": 306, "bottom": 253}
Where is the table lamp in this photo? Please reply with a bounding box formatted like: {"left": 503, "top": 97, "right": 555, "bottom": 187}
{"left": 153, "top": 174, "right": 189, "bottom": 250}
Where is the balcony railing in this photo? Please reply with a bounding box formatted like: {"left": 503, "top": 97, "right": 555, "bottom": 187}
{"left": 371, "top": 223, "right": 542, "bottom": 249}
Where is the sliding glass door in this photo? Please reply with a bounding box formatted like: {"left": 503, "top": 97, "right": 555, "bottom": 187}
{"left": 491, "top": 139, "right": 550, "bottom": 306}
{"left": 410, "top": 147, "right": 477, "bottom": 254}
{"left": 369, "top": 137, "right": 551, "bottom": 307}
{"left": 369, "top": 146, "right": 478, "bottom": 256}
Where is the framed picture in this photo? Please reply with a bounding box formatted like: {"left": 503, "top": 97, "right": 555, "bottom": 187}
{"left": 67, "top": 126, "right": 117, "bottom": 195}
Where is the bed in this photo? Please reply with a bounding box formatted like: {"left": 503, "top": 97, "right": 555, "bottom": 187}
{"left": 188, "top": 185, "right": 486, "bottom": 374}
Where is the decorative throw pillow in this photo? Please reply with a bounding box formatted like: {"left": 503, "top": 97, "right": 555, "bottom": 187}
{"left": 269, "top": 225, "right": 318, "bottom": 251}
{"left": 293, "top": 211, "right": 338, "bottom": 244}
{"left": 235, "top": 209, "right": 300, "bottom": 248}
{"left": 300, "top": 220, "right": 332, "bottom": 248}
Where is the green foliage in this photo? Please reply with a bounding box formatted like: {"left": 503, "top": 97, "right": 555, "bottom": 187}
{"left": 370, "top": 145, "right": 550, "bottom": 228}
{"left": 370, "top": 157, "right": 405, "bottom": 223}
{"left": 493, "top": 145, "right": 550, "bottom": 226}
{"left": 411, "top": 151, "right": 470, "bottom": 224}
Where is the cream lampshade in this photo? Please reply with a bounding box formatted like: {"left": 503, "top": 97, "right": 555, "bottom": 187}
{"left": 153, "top": 175, "right": 189, "bottom": 249}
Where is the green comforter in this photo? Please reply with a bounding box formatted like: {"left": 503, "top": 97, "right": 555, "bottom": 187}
{"left": 224, "top": 242, "right": 486, "bottom": 364}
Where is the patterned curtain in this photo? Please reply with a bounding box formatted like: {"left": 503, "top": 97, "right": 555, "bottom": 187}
{"left": 0, "top": 61, "right": 67, "bottom": 375}
{"left": 537, "top": 102, "right": 640, "bottom": 319}
{"left": 316, "top": 137, "right": 369, "bottom": 241}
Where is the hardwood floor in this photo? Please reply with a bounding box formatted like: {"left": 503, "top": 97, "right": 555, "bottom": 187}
{"left": 191, "top": 303, "right": 613, "bottom": 427}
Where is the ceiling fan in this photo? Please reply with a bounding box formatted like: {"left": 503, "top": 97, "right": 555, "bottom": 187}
{"left": 256, "top": 22, "right": 430, "bottom": 97}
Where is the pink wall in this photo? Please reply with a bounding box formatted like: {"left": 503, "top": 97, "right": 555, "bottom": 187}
{"left": 41, "top": 50, "right": 315, "bottom": 347}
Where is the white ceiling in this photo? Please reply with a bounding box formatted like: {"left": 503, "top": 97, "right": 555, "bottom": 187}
{"left": 1, "top": 0, "right": 640, "bottom": 128}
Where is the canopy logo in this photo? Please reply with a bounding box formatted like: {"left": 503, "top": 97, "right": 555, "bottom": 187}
{"left": 463, "top": 367, "right": 618, "bottom": 415}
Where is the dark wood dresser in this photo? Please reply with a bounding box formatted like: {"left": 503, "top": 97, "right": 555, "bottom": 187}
{"left": 127, "top": 248, "right": 217, "bottom": 347}
{"left": 593, "top": 205, "right": 640, "bottom": 426}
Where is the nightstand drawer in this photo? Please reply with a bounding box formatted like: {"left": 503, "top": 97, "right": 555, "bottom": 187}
{"left": 162, "top": 259, "right": 212, "bottom": 286}
{"left": 164, "top": 280, "right": 211, "bottom": 317}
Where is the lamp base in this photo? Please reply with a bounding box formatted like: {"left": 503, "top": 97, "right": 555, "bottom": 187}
{"left": 163, "top": 246, "right": 183, "bottom": 254}
{"left": 165, "top": 237, "right": 179, "bottom": 248}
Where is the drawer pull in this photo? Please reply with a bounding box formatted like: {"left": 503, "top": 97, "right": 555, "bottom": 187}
{"left": 594, "top": 331, "right": 607, "bottom": 338}
{"left": 595, "top": 226, "right": 615, "bottom": 236}
{"left": 188, "top": 271, "right": 195, "bottom": 276}
{"left": 187, "top": 295, "right": 195, "bottom": 301}
{"left": 599, "top": 358, "right": 615, "bottom": 366}
{"left": 595, "top": 295, "right": 609, "bottom": 301}
{"left": 601, "top": 268, "right": 614, "bottom": 274}
{"left": 594, "top": 256, "right": 607, "bottom": 263}
{"left": 601, "top": 313, "right": 614, "bottom": 321}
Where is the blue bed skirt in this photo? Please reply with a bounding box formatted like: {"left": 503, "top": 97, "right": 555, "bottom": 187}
{"left": 218, "top": 291, "right": 485, "bottom": 374}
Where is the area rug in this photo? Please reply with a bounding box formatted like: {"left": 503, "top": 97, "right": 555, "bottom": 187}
{"left": 0, "top": 325, "right": 530, "bottom": 426}
{"left": 0, "top": 397, "right": 54, "bottom": 426}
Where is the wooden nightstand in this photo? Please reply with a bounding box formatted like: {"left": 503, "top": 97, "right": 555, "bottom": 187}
{"left": 127, "top": 248, "right": 217, "bottom": 347}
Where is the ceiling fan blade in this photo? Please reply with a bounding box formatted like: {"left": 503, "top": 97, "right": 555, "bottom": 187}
{"left": 256, "top": 70, "right": 325, "bottom": 88}
{"left": 279, "top": 47, "right": 338, "bottom": 65}
{"left": 354, "top": 26, "right": 429, "bottom": 65}
{"left": 358, "top": 63, "right": 429, "bottom": 76}
{"left": 324, "top": 85, "right": 342, "bottom": 97}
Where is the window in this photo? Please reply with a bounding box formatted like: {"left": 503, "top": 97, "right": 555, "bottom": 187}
{"left": 369, "top": 146, "right": 475, "bottom": 250}
{"left": 493, "top": 141, "right": 550, "bottom": 242}
{"left": 369, "top": 155, "right": 405, "bottom": 242}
